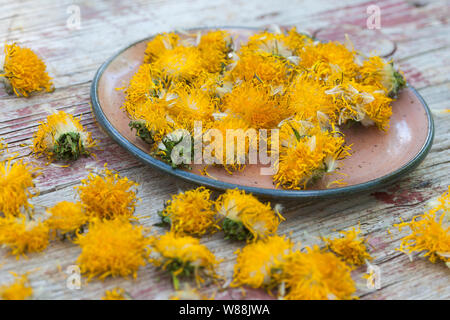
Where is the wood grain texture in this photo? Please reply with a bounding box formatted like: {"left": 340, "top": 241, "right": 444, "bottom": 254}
{"left": 0, "top": 0, "right": 449, "bottom": 300}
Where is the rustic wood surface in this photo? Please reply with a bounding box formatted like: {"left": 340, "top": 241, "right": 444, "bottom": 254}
{"left": 0, "top": 0, "right": 449, "bottom": 300}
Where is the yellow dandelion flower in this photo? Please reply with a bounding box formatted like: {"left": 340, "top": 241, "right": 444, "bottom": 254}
{"left": 144, "top": 32, "right": 180, "bottom": 63}
{"left": 152, "top": 46, "right": 204, "bottom": 82}
{"left": 274, "top": 120, "right": 351, "bottom": 190}
{"left": 0, "top": 43, "right": 53, "bottom": 97}
{"left": 74, "top": 218, "right": 150, "bottom": 280}
{"left": 0, "top": 157, "right": 37, "bottom": 217}
{"left": 202, "top": 116, "right": 251, "bottom": 173}
{"left": 244, "top": 27, "right": 311, "bottom": 58}
{"left": 102, "top": 287, "right": 130, "bottom": 300}
{"left": 159, "top": 187, "right": 219, "bottom": 236}
{"left": 229, "top": 50, "right": 290, "bottom": 86}
{"left": 148, "top": 231, "right": 220, "bottom": 289}
{"left": 0, "top": 215, "right": 49, "bottom": 258}
{"left": 359, "top": 56, "right": 406, "bottom": 98}
{"left": 215, "top": 189, "right": 284, "bottom": 241}
{"left": 168, "top": 84, "right": 217, "bottom": 132}
{"left": 298, "top": 41, "right": 359, "bottom": 82}
{"left": 76, "top": 164, "right": 138, "bottom": 220}
{"left": 323, "top": 226, "right": 372, "bottom": 267}
{"left": 231, "top": 235, "right": 294, "bottom": 289}
{"left": 32, "top": 111, "right": 97, "bottom": 161}
{"left": 325, "top": 80, "right": 393, "bottom": 130}
{"left": 285, "top": 75, "right": 338, "bottom": 124}
{"left": 222, "top": 81, "right": 290, "bottom": 130}
{"left": 395, "top": 186, "right": 449, "bottom": 264}
{"left": 280, "top": 246, "right": 356, "bottom": 300}
{"left": 45, "top": 201, "right": 88, "bottom": 238}
{"left": 198, "top": 30, "right": 232, "bottom": 73}
{"left": 0, "top": 273, "right": 33, "bottom": 300}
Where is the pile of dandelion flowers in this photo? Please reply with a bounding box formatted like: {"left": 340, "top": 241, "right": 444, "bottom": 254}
{"left": 0, "top": 273, "right": 33, "bottom": 300}
{"left": 231, "top": 235, "right": 294, "bottom": 290}
{"left": 0, "top": 157, "right": 38, "bottom": 217}
{"left": 279, "top": 246, "right": 356, "bottom": 300}
{"left": 45, "top": 201, "right": 88, "bottom": 239}
{"left": 198, "top": 30, "right": 233, "bottom": 73}
{"left": 160, "top": 187, "right": 219, "bottom": 236}
{"left": 32, "top": 111, "right": 97, "bottom": 161}
{"left": 0, "top": 43, "right": 53, "bottom": 97}
{"left": 323, "top": 226, "right": 372, "bottom": 267}
{"left": 76, "top": 165, "right": 139, "bottom": 220}
{"left": 0, "top": 215, "right": 49, "bottom": 258}
{"left": 215, "top": 189, "right": 284, "bottom": 241}
{"left": 395, "top": 186, "right": 450, "bottom": 265}
{"left": 74, "top": 218, "right": 150, "bottom": 280}
{"left": 148, "top": 231, "right": 220, "bottom": 289}
{"left": 144, "top": 32, "right": 180, "bottom": 63}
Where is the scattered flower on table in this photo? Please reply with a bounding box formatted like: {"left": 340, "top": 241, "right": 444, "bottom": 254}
{"left": 215, "top": 189, "right": 284, "bottom": 241}
{"left": 32, "top": 110, "right": 97, "bottom": 161}
{"left": 0, "top": 43, "right": 53, "bottom": 97}
{"left": 45, "top": 201, "right": 88, "bottom": 239}
{"left": 0, "top": 273, "right": 33, "bottom": 300}
{"left": 102, "top": 287, "right": 131, "bottom": 300}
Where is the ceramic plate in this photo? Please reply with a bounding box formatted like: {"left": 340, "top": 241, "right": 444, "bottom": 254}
{"left": 90, "top": 27, "right": 434, "bottom": 199}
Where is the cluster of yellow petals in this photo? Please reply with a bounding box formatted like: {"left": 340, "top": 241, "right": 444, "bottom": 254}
{"left": 32, "top": 110, "right": 97, "bottom": 160}
{"left": 148, "top": 231, "right": 220, "bottom": 286}
{"left": 215, "top": 189, "right": 284, "bottom": 240}
{"left": 231, "top": 235, "right": 293, "bottom": 289}
{"left": 0, "top": 157, "right": 37, "bottom": 216}
{"left": 0, "top": 43, "right": 53, "bottom": 97}
{"left": 0, "top": 215, "right": 49, "bottom": 258}
{"left": 161, "top": 187, "right": 218, "bottom": 236}
{"left": 45, "top": 201, "right": 88, "bottom": 238}
{"left": 0, "top": 274, "right": 33, "bottom": 300}
{"left": 395, "top": 186, "right": 450, "bottom": 264}
{"left": 76, "top": 165, "right": 138, "bottom": 220}
{"left": 280, "top": 246, "right": 356, "bottom": 300}
{"left": 323, "top": 226, "right": 372, "bottom": 267}
{"left": 74, "top": 218, "right": 150, "bottom": 280}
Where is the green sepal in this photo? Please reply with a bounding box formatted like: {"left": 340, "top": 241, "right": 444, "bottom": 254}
{"left": 222, "top": 217, "right": 253, "bottom": 241}
{"left": 154, "top": 210, "right": 171, "bottom": 228}
{"left": 129, "top": 121, "right": 154, "bottom": 144}
{"left": 53, "top": 132, "right": 88, "bottom": 160}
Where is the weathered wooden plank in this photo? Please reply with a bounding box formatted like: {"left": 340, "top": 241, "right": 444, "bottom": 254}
{"left": 0, "top": 0, "right": 449, "bottom": 300}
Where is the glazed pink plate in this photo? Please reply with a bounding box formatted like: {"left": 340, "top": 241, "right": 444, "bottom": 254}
{"left": 90, "top": 27, "right": 434, "bottom": 199}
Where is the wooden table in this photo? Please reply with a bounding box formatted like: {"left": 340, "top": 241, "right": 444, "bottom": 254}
{"left": 0, "top": 0, "right": 449, "bottom": 300}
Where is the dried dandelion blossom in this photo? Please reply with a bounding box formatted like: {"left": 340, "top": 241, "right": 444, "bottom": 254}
{"left": 158, "top": 187, "right": 219, "bottom": 236}
{"left": 323, "top": 227, "right": 372, "bottom": 267}
{"left": 231, "top": 235, "right": 294, "bottom": 289}
{"left": 144, "top": 32, "right": 180, "bottom": 63}
{"left": 221, "top": 81, "right": 290, "bottom": 130}
{"left": 149, "top": 231, "right": 220, "bottom": 289}
{"left": 152, "top": 46, "right": 204, "bottom": 82}
{"left": 76, "top": 165, "right": 138, "bottom": 220}
{"left": 280, "top": 246, "right": 356, "bottom": 300}
{"left": 359, "top": 56, "right": 406, "bottom": 98}
{"left": 102, "top": 287, "right": 130, "bottom": 300}
{"left": 45, "top": 201, "right": 88, "bottom": 239}
{"left": 0, "top": 43, "right": 53, "bottom": 97}
{"left": 325, "top": 81, "right": 393, "bottom": 130}
{"left": 395, "top": 186, "right": 449, "bottom": 265}
{"left": 0, "top": 273, "right": 33, "bottom": 300}
{"left": 74, "top": 218, "right": 150, "bottom": 280}
{"left": 32, "top": 111, "right": 97, "bottom": 161}
{"left": 274, "top": 120, "right": 351, "bottom": 190}
{"left": 0, "top": 158, "right": 37, "bottom": 217}
{"left": 0, "top": 215, "right": 49, "bottom": 258}
{"left": 215, "top": 189, "right": 284, "bottom": 241}
{"left": 198, "top": 30, "right": 232, "bottom": 73}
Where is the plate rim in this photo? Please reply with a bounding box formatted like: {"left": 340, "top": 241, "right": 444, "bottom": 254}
{"left": 90, "top": 27, "right": 435, "bottom": 199}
